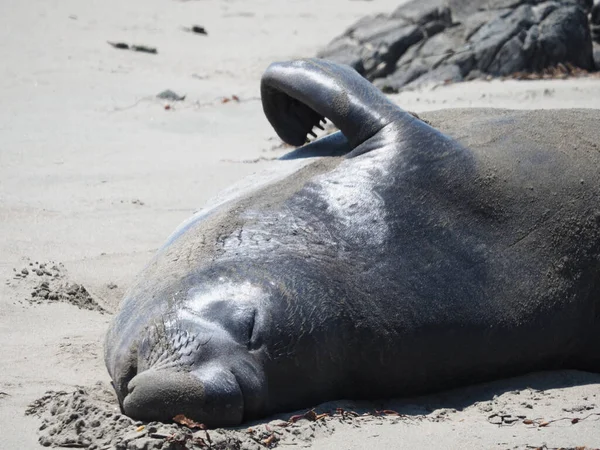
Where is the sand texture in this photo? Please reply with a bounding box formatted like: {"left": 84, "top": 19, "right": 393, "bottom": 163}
{"left": 2, "top": 0, "right": 600, "bottom": 448}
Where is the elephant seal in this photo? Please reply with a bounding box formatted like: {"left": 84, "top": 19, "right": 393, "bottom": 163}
{"left": 105, "top": 58, "right": 600, "bottom": 427}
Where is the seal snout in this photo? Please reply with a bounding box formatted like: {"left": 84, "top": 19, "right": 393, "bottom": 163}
{"left": 122, "top": 367, "right": 244, "bottom": 427}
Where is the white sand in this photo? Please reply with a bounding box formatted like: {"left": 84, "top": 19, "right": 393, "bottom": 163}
{"left": 1, "top": 0, "right": 600, "bottom": 448}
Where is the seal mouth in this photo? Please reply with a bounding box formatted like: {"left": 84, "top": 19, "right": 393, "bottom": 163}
{"left": 263, "top": 89, "right": 327, "bottom": 146}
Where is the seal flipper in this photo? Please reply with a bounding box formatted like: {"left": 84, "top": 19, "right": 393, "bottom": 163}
{"left": 261, "top": 58, "right": 409, "bottom": 149}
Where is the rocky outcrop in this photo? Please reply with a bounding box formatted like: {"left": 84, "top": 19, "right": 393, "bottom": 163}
{"left": 318, "top": 0, "right": 597, "bottom": 92}
{"left": 592, "top": 1, "right": 600, "bottom": 40}
{"left": 592, "top": 1, "right": 600, "bottom": 68}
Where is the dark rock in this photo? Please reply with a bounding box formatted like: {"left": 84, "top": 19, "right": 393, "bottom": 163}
{"left": 375, "top": 66, "right": 428, "bottom": 92}
{"left": 592, "top": 2, "right": 600, "bottom": 43}
{"left": 318, "top": 3, "right": 453, "bottom": 80}
{"left": 467, "top": 4, "right": 539, "bottom": 73}
{"left": 593, "top": 2, "right": 600, "bottom": 25}
{"left": 592, "top": 24, "right": 600, "bottom": 43}
{"left": 191, "top": 25, "right": 207, "bottom": 35}
{"left": 317, "top": 36, "right": 366, "bottom": 73}
{"left": 376, "top": 27, "right": 467, "bottom": 91}
{"left": 107, "top": 41, "right": 129, "bottom": 50}
{"left": 156, "top": 90, "right": 186, "bottom": 102}
{"left": 350, "top": 15, "right": 407, "bottom": 43}
{"left": 577, "top": 0, "right": 594, "bottom": 13}
{"left": 464, "top": 3, "right": 594, "bottom": 75}
{"left": 318, "top": 0, "right": 596, "bottom": 92}
{"left": 131, "top": 45, "right": 157, "bottom": 54}
{"left": 361, "top": 24, "right": 425, "bottom": 78}
{"left": 529, "top": 4, "right": 594, "bottom": 70}
{"left": 405, "top": 64, "right": 463, "bottom": 89}
{"left": 406, "top": 26, "right": 466, "bottom": 68}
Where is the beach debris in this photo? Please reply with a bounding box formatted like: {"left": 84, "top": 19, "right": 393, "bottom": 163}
{"left": 221, "top": 95, "right": 240, "bottom": 104}
{"left": 119, "top": 198, "right": 146, "bottom": 205}
{"left": 156, "top": 90, "right": 186, "bottom": 101}
{"left": 262, "top": 432, "right": 278, "bottom": 447}
{"left": 375, "top": 409, "right": 406, "bottom": 417}
{"left": 132, "top": 44, "right": 157, "bottom": 54}
{"left": 184, "top": 25, "right": 208, "bottom": 35}
{"left": 487, "top": 412, "right": 524, "bottom": 425}
{"left": 508, "top": 62, "right": 600, "bottom": 80}
{"left": 519, "top": 412, "right": 600, "bottom": 428}
{"left": 107, "top": 41, "right": 158, "bottom": 54}
{"left": 287, "top": 409, "right": 330, "bottom": 424}
{"left": 107, "top": 41, "right": 130, "bottom": 50}
{"left": 335, "top": 407, "right": 360, "bottom": 420}
{"left": 173, "top": 414, "right": 206, "bottom": 430}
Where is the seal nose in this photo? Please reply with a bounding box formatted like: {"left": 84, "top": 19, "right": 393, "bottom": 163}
{"left": 123, "top": 370, "right": 205, "bottom": 422}
{"left": 122, "top": 368, "right": 244, "bottom": 427}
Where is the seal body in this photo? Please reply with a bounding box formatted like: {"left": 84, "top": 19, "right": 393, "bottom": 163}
{"left": 105, "top": 59, "right": 600, "bottom": 427}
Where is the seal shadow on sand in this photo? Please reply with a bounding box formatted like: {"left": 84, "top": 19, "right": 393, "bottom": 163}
{"left": 258, "top": 369, "right": 600, "bottom": 421}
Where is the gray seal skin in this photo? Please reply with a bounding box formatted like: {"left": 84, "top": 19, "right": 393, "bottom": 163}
{"left": 105, "top": 58, "right": 600, "bottom": 427}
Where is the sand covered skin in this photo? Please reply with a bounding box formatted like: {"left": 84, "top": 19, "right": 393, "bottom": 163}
{"left": 1, "top": 0, "right": 600, "bottom": 448}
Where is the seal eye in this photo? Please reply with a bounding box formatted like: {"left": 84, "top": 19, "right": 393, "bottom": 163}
{"left": 196, "top": 300, "right": 259, "bottom": 348}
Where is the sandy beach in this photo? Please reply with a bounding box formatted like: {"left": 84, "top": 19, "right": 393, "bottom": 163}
{"left": 2, "top": 0, "right": 600, "bottom": 448}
